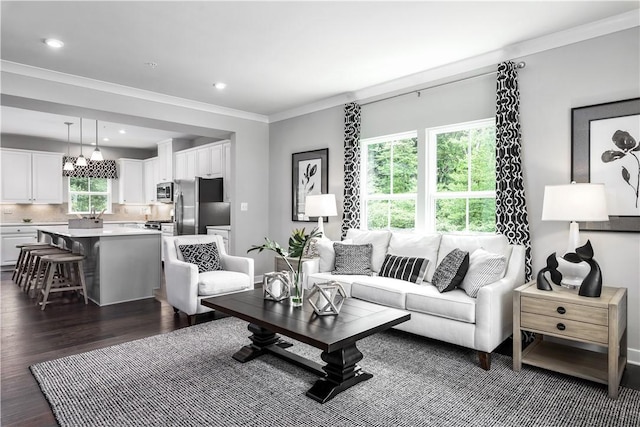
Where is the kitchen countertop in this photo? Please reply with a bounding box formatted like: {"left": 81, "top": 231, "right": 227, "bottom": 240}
{"left": 35, "top": 224, "right": 160, "bottom": 238}
{"left": 205, "top": 225, "right": 231, "bottom": 230}
{"left": 1, "top": 220, "right": 146, "bottom": 226}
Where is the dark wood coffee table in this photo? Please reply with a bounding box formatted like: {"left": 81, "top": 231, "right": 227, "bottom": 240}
{"left": 202, "top": 289, "right": 410, "bottom": 403}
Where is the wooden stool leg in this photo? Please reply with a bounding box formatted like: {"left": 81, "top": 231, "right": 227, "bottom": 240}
{"left": 76, "top": 261, "right": 88, "bottom": 305}
{"left": 12, "top": 249, "right": 26, "bottom": 282}
{"left": 38, "top": 262, "right": 56, "bottom": 311}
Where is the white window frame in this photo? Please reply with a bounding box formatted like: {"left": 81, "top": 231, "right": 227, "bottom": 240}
{"left": 67, "top": 177, "right": 113, "bottom": 214}
{"left": 426, "top": 118, "right": 496, "bottom": 232}
{"left": 360, "top": 131, "right": 418, "bottom": 230}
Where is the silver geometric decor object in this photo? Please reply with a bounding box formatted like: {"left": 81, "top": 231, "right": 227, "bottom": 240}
{"left": 263, "top": 271, "right": 290, "bottom": 301}
{"left": 308, "top": 281, "right": 347, "bottom": 316}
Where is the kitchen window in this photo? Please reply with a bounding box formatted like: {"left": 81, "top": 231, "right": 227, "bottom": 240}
{"left": 68, "top": 177, "right": 112, "bottom": 214}
{"left": 361, "top": 119, "right": 496, "bottom": 232}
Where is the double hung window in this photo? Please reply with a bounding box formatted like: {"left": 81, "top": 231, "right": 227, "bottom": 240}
{"left": 361, "top": 119, "right": 496, "bottom": 232}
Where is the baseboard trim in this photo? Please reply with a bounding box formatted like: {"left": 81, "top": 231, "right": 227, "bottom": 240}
{"left": 627, "top": 348, "right": 639, "bottom": 366}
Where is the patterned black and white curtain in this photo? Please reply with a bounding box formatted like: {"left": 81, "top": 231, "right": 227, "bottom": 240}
{"left": 342, "top": 102, "right": 362, "bottom": 239}
{"left": 62, "top": 156, "right": 118, "bottom": 179}
{"left": 495, "top": 61, "right": 532, "bottom": 280}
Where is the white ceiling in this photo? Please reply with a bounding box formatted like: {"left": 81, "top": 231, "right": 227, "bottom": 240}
{"left": 1, "top": 1, "right": 638, "bottom": 149}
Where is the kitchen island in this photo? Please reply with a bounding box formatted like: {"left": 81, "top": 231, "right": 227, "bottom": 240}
{"left": 36, "top": 225, "right": 161, "bottom": 306}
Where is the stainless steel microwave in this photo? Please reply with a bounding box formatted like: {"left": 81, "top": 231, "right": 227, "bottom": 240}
{"left": 157, "top": 182, "right": 174, "bottom": 203}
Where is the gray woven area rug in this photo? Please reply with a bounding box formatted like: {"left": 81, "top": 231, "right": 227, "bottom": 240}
{"left": 31, "top": 317, "right": 639, "bottom": 427}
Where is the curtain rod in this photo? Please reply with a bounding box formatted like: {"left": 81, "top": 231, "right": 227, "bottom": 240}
{"left": 361, "top": 61, "right": 526, "bottom": 107}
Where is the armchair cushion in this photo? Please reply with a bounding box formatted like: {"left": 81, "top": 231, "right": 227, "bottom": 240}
{"left": 178, "top": 242, "right": 222, "bottom": 273}
{"left": 198, "top": 270, "right": 252, "bottom": 296}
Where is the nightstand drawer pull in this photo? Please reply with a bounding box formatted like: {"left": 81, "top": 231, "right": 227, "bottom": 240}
{"left": 556, "top": 306, "right": 566, "bottom": 314}
{"left": 556, "top": 323, "right": 566, "bottom": 331}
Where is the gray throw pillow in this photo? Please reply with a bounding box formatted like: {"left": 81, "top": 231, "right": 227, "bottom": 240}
{"left": 179, "top": 242, "right": 222, "bottom": 273}
{"left": 432, "top": 248, "right": 469, "bottom": 293}
{"left": 332, "top": 243, "right": 373, "bottom": 276}
{"left": 379, "top": 254, "right": 429, "bottom": 284}
{"left": 459, "top": 248, "right": 507, "bottom": 298}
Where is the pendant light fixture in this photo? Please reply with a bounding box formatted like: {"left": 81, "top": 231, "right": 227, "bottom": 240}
{"left": 90, "top": 119, "right": 104, "bottom": 161}
{"left": 76, "top": 117, "right": 87, "bottom": 166}
{"left": 63, "top": 122, "right": 75, "bottom": 171}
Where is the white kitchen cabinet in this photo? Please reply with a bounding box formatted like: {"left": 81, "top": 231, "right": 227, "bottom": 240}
{"left": 1, "top": 225, "right": 38, "bottom": 267}
{"left": 206, "top": 226, "right": 231, "bottom": 254}
{"left": 0, "top": 149, "right": 63, "bottom": 204}
{"left": 118, "top": 159, "right": 145, "bottom": 204}
{"left": 223, "top": 142, "right": 231, "bottom": 202}
{"left": 144, "top": 157, "right": 159, "bottom": 203}
{"left": 196, "top": 145, "right": 223, "bottom": 178}
{"left": 174, "top": 150, "right": 196, "bottom": 180}
{"left": 157, "top": 140, "right": 173, "bottom": 182}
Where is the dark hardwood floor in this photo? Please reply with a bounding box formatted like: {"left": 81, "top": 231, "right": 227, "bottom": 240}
{"left": 1, "top": 270, "right": 638, "bottom": 426}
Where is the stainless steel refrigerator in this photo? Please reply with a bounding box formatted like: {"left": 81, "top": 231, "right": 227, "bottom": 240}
{"left": 174, "top": 177, "right": 230, "bottom": 235}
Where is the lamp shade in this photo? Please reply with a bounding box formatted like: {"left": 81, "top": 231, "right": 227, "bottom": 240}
{"left": 541, "top": 183, "right": 609, "bottom": 222}
{"left": 305, "top": 194, "right": 337, "bottom": 217}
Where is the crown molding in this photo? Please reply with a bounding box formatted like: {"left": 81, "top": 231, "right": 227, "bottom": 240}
{"left": 269, "top": 9, "right": 640, "bottom": 123}
{"left": 0, "top": 60, "right": 270, "bottom": 124}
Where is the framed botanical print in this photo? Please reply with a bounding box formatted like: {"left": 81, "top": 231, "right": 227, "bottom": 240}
{"left": 292, "top": 148, "right": 328, "bottom": 222}
{"left": 571, "top": 97, "right": 640, "bottom": 232}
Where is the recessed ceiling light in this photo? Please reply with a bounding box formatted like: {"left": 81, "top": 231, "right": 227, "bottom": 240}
{"left": 119, "top": 129, "right": 126, "bottom": 134}
{"left": 103, "top": 137, "right": 110, "bottom": 142}
{"left": 44, "top": 38, "right": 64, "bottom": 48}
{"left": 214, "top": 82, "right": 227, "bottom": 90}
{"left": 145, "top": 62, "right": 158, "bottom": 69}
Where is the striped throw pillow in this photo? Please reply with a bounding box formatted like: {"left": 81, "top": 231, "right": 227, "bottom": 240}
{"left": 379, "top": 254, "right": 429, "bottom": 284}
{"left": 459, "top": 248, "right": 507, "bottom": 298}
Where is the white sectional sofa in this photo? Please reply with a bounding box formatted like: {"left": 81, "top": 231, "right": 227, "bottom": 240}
{"left": 303, "top": 229, "right": 525, "bottom": 369}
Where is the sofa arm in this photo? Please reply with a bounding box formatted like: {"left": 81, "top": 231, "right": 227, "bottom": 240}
{"left": 474, "top": 245, "right": 525, "bottom": 352}
{"left": 165, "top": 259, "right": 199, "bottom": 315}
{"left": 301, "top": 258, "right": 320, "bottom": 288}
{"left": 221, "top": 254, "right": 255, "bottom": 288}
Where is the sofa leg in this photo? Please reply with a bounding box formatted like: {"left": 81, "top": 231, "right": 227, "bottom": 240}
{"left": 478, "top": 351, "right": 491, "bottom": 370}
{"left": 187, "top": 314, "right": 196, "bottom": 326}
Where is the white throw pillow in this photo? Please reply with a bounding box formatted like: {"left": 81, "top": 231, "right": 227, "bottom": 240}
{"left": 316, "top": 238, "right": 353, "bottom": 272}
{"left": 387, "top": 232, "right": 442, "bottom": 282}
{"left": 459, "top": 248, "right": 507, "bottom": 298}
{"left": 345, "top": 229, "right": 392, "bottom": 273}
{"left": 437, "top": 234, "right": 511, "bottom": 267}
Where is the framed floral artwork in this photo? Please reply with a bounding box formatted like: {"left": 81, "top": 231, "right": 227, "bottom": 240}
{"left": 572, "top": 97, "right": 640, "bottom": 232}
{"left": 292, "top": 148, "right": 328, "bottom": 222}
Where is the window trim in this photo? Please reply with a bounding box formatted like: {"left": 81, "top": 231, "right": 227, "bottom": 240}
{"left": 67, "top": 177, "right": 113, "bottom": 214}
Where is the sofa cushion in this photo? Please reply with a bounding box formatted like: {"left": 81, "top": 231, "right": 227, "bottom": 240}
{"left": 333, "top": 243, "right": 373, "bottom": 276}
{"left": 345, "top": 229, "right": 392, "bottom": 273}
{"left": 351, "top": 277, "right": 418, "bottom": 309}
{"left": 178, "top": 242, "right": 222, "bottom": 273}
{"left": 432, "top": 249, "right": 469, "bottom": 293}
{"left": 387, "top": 232, "right": 441, "bottom": 282}
{"left": 459, "top": 248, "right": 507, "bottom": 298}
{"left": 198, "top": 270, "right": 251, "bottom": 296}
{"left": 316, "top": 238, "right": 353, "bottom": 272}
{"left": 379, "top": 254, "right": 428, "bottom": 284}
{"left": 437, "top": 234, "right": 511, "bottom": 267}
{"left": 406, "top": 285, "right": 476, "bottom": 323}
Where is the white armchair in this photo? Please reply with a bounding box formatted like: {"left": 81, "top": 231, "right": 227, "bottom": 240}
{"left": 163, "top": 234, "right": 254, "bottom": 325}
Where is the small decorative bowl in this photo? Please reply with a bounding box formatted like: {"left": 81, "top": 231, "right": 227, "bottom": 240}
{"left": 22, "top": 218, "right": 32, "bottom": 223}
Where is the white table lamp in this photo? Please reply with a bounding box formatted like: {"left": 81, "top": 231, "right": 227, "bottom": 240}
{"left": 304, "top": 194, "right": 337, "bottom": 238}
{"left": 541, "top": 182, "right": 609, "bottom": 287}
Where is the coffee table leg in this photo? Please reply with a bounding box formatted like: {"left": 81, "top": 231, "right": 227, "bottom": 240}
{"left": 233, "top": 323, "right": 292, "bottom": 363}
{"left": 306, "top": 342, "right": 373, "bottom": 403}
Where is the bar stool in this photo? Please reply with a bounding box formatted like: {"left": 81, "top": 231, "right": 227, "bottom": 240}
{"left": 24, "top": 249, "right": 73, "bottom": 296}
{"left": 37, "top": 254, "right": 88, "bottom": 311}
{"left": 15, "top": 245, "right": 62, "bottom": 288}
{"left": 12, "top": 243, "right": 55, "bottom": 283}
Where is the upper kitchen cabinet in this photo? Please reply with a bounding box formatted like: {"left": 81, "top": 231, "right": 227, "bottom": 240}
{"left": 157, "top": 140, "right": 173, "bottom": 183}
{"left": 0, "top": 148, "right": 63, "bottom": 204}
{"left": 174, "top": 150, "right": 196, "bottom": 180}
{"left": 143, "top": 157, "right": 159, "bottom": 204}
{"left": 175, "top": 140, "right": 229, "bottom": 182}
{"left": 117, "top": 159, "right": 145, "bottom": 204}
{"left": 196, "top": 144, "right": 223, "bottom": 178}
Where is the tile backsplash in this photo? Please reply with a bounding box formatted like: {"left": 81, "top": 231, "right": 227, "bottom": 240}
{"left": 0, "top": 204, "right": 173, "bottom": 223}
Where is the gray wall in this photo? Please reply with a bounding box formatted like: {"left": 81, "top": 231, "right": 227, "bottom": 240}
{"left": 1, "top": 71, "right": 270, "bottom": 271}
{"left": 269, "top": 28, "right": 640, "bottom": 362}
